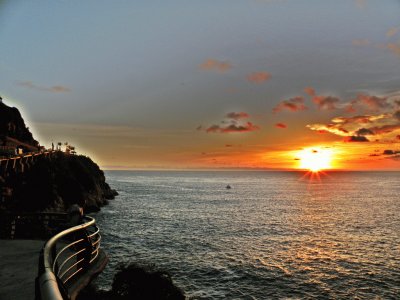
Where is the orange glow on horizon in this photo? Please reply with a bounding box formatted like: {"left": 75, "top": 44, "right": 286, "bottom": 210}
{"left": 296, "top": 147, "right": 334, "bottom": 172}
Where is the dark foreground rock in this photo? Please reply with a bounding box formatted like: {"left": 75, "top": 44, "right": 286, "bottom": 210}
{"left": 4, "top": 151, "right": 118, "bottom": 213}
{"left": 77, "top": 263, "right": 185, "bottom": 300}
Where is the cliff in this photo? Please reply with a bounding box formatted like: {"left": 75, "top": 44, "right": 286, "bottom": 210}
{"left": 0, "top": 101, "right": 39, "bottom": 148}
{"left": 0, "top": 99, "right": 117, "bottom": 213}
{"left": 6, "top": 152, "right": 118, "bottom": 213}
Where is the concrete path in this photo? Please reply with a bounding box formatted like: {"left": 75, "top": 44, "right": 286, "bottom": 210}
{"left": 0, "top": 240, "right": 44, "bottom": 300}
{"left": 0, "top": 240, "right": 108, "bottom": 300}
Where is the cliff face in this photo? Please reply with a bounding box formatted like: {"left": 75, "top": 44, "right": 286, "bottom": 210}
{"left": 0, "top": 100, "right": 117, "bottom": 213}
{"left": 0, "top": 102, "right": 39, "bottom": 148}
{"left": 8, "top": 152, "right": 118, "bottom": 213}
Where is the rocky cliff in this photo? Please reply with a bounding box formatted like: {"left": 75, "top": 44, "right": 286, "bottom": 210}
{"left": 0, "top": 99, "right": 117, "bottom": 213}
{"left": 0, "top": 101, "right": 39, "bottom": 148}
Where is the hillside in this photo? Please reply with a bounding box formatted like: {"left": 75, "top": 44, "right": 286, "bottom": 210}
{"left": 0, "top": 101, "right": 39, "bottom": 149}
{"left": 0, "top": 98, "right": 117, "bottom": 213}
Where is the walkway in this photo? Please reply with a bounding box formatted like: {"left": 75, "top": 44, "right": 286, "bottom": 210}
{"left": 0, "top": 239, "right": 108, "bottom": 300}
{"left": 0, "top": 240, "right": 44, "bottom": 300}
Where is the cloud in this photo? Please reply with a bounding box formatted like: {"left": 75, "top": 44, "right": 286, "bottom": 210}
{"left": 393, "top": 110, "right": 400, "bottom": 120}
{"left": 275, "top": 123, "right": 287, "bottom": 129}
{"left": 383, "top": 149, "right": 396, "bottom": 155}
{"left": 273, "top": 96, "right": 307, "bottom": 113}
{"left": 386, "top": 27, "right": 400, "bottom": 38}
{"left": 366, "top": 124, "right": 400, "bottom": 135}
{"left": 203, "top": 111, "right": 260, "bottom": 134}
{"left": 307, "top": 123, "right": 349, "bottom": 137}
{"left": 344, "top": 94, "right": 391, "bottom": 113}
{"left": 199, "top": 59, "right": 232, "bottom": 73}
{"left": 226, "top": 112, "right": 250, "bottom": 120}
{"left": 386, "top": 41, "right": 400, "bottom": 57}
{"left": 17, "top": 81, "right": 71, "bottom": 93}
{"left": 303, "top": 86, "right": 316, "bottom": 96}
{"left": 355, "top": 94, "right": 390, "bottom": 111}
{"left": 352, "top": 39, "right": 371, "bottom": 46}
{"left": 206, "top": 122, "right": 260, "bottom": 133}
{"left": 303, "top": 87, "right": 341, "bottom": 110}
{"left": 332, "top": 114, "right": 389, "bottom": 125}
{"left": 312, "top": 95, "right": 340, "bottom": 110}
{"left": 355, "top": 128, "right": 374, "bottom": 136}
{"left": 344, "top": 136, "right": 369, "bottom": 142}
{"left": 307, "top": 109, "right": 400, "bottom": 141}
{"left": 246, "top": 72, "right": 271, "bottom": 83}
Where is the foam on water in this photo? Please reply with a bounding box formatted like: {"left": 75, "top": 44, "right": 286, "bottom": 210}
{"left": 93, "top": 171, "right": 400, "bottom": 299}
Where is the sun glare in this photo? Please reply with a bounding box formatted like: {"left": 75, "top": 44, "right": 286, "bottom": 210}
{"left": 297, "top": 147, "right": 333, "bottom": 172}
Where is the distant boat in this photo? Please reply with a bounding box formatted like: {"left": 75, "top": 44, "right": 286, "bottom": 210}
{"left": 226, "top": 185, "right": 232, "bottom": 189}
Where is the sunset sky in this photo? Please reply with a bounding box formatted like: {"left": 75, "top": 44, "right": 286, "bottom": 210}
{"left": 1, "top": 0, "right": 400, "bottom": 170}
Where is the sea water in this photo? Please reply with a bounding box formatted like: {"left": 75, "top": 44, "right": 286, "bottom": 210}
{"left": 93, "top": 171, "right": 400, "bottom": 299}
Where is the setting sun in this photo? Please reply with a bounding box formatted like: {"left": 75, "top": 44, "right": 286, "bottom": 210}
{"left": 297, "top": 147, "right": 333, "bottom": 172}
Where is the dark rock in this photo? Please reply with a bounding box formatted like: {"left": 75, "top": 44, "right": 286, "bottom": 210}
{"left": 77, "top": 263, "right": 185, "bottom": 300}
{"left": 6, "top": 152, "right": 116, "bottom": 213}
{"left": 0, "top": 101, "right": 38, "bottom": 148}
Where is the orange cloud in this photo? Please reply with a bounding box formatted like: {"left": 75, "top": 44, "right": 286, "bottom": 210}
{"left": 275, "top": 123, "right": 287, "bottom": 129}
{"left": 312, "top": 95, "right": 340, "bottom": 110}
{"left": 273, "top": 96, "right": 307, "bottom": 113}
{"left": 303, "top": 86, "right": 316, "bottom": 96}
{"left": 17, "top": 81, "right": 71, "bottom": 93}
{"left": 246, "top": 72, "right": 271, "bottom": 83}
{"left": 199, "top": 59, "right": 232, "bottom": 73}
{"left": 352, "top": 94, "right": 390, "bottom": 111}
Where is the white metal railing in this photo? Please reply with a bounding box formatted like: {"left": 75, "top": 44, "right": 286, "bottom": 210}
{"left": 36, "top": 216, "right": 102, "bottom": 300}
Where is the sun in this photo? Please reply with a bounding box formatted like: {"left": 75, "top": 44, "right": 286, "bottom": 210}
{"left": 297, "top": 147, "right": 333, "bottom": 172}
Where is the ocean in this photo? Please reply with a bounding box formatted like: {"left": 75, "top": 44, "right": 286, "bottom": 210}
{"left": 93, "top": 171, "right": 400, "bottom": 299}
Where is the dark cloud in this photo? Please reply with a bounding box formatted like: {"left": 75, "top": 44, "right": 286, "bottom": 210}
{"left": 203, "top": 111, "right": 259, "bottom": 134}
{"left": 206, "top": 122, "right": 260, "bottom": 133}
{"left": 344, "top": 136, "right": 369, "bottom": 142}
{"left": 226, "top": 112, "right": 250, "bottom": 120}
{"left": 367, "top": 124, "right": 400, "bottom": 135}
{"left": 383, "top": 149, "right": 395, "bottom": 155}
{"left": 273, "top": 97, "right": 307, "bottom": 113}
{"left": 393, "top": 110, "right": 400, "bottom": 120}
{"left": 355, "top": 128, "right": 374, "bottom": 136}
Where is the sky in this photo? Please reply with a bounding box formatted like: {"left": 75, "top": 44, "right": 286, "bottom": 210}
{"left": 1, "top": 0, "right": 400, "bottom": 170}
